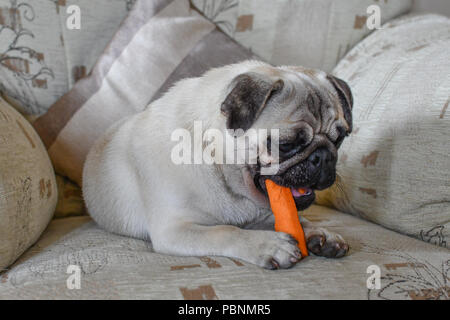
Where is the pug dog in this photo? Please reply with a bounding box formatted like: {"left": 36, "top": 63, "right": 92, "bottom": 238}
{"left": 83, "top": 60, "right": 353, "bottom": 269}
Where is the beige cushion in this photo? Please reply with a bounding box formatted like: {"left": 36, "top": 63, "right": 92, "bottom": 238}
{"left": 0, "top": 97, "right": 57, "bottom": 271}
{"left": 0, "top": 0, "right": 130, "bottom": 115}
{"left": 32, "top": 0, "right": 255, "bottom": 185}
{"left": 192, "top": 0, "right": 412, "bottom": 72}
{"left": 316, "top": 14, "right": 450, "bottom": 249}
{"left": 1, "top": 205, "right": 448, "bottom": 299}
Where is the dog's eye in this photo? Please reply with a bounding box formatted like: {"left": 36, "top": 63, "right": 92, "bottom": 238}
{"left": 279, "top": 142, "right": 296, "bottom": 153}
{"left": 267, "top": 138, "right": 297, "bottom": 155}
{"left": 335, "top": 127, "right": 348, "bottom": 147}
{"left": 275, "top": 130, "right": 311, "bottom": 156}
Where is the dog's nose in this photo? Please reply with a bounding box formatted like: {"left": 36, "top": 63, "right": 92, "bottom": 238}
{"left": 307, "top": 147, "right": 336, "bottom": 190}
{"left": 307, "top": 147, "right": 333, "bottom": 170}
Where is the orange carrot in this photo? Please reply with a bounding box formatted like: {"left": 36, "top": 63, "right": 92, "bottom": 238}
{"left": 265, "top": 179, "right": 308, "bottom": 257}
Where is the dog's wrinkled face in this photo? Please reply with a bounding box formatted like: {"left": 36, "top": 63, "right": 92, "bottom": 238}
{"left": 221, "top": 65, "right": 353, "bottom": 210}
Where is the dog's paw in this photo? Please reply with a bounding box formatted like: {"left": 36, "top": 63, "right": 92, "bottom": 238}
{"left": 306, "top": 228, "right": 349, "bottom": 258}
{"left": 251, "top": 231, "right": 303, "bottom": 270}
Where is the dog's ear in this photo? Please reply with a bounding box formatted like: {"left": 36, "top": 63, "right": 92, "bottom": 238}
{"left": 221, "top": 72, "right": 284, "bottom": 131}
{"left": 327, "top": 75, "right": 353, "bottom": 132}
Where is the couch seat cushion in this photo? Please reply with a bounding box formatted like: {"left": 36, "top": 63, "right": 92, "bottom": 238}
{"left": 0, "top": 205, "right": 448, "bottom": 300}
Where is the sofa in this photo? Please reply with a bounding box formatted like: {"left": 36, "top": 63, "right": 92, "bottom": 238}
{"left": 0, "top": 0, "right": 449, "bottom": 300}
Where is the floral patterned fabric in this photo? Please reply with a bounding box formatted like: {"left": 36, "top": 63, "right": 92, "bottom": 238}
{"left": 0, "top": 205, "right": 448, "bottom": 299}
{"left": 0, "top": 0, "right": 132, "bottom": 115}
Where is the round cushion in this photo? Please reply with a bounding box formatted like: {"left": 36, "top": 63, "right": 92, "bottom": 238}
{"left": 316, "top": 14, "right": 450, "bottom": 248}
{"left": 0, "top": 98, "right": 57, "bottom": 270}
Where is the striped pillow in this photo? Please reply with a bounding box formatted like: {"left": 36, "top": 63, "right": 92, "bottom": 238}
{"left": 33, "top": 0, "right": 255, "bottom": 185}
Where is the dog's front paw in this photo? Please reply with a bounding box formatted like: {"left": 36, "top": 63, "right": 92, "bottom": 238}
{"left": 306, "top": 228, "right": 349, "bottom": 258}
{"left": 251, "top": 231, "right": 303, "bottom": 270}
